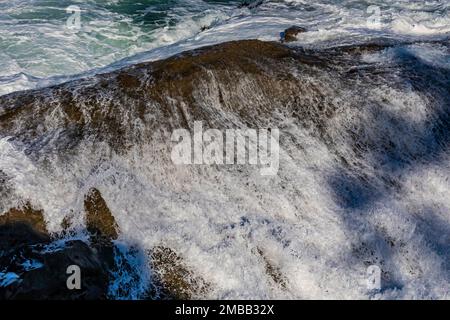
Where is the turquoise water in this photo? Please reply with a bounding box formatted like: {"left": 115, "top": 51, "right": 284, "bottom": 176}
{"left": 0, "top": 1, "right": 237, "bottom": 82}
{"left": 0, "top": 0, "right": 449, "bottom": 95}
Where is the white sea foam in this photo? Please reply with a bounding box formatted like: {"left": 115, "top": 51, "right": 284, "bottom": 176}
{"left": 1, "top": 0, "right": 449, "bottom": 96}
{"left": 1, "top": 1, "right": 450, "bottom": 300}
{"left": 2, "top": 45, "right": 450, "bottom": 298}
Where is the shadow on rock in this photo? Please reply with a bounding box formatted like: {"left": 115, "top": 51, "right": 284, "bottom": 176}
{"left": 0, "top": 190, "right": 143, "bottom": 300}
{"left": 0, "top": 189, "right": 210, "bottom": 300}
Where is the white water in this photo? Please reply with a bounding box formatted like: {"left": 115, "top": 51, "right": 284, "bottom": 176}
{"left": 2, "top": 41, "right": 450, "bottom": 298}
{"left": 1, "top": 0, "right": 449, "bottom": 95}
{"left": 1, "top": 1, "right": 450, "bottom": 300}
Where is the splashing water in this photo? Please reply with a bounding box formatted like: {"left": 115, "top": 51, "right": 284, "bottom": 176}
{"left": 0, "top": 0, "right": 449, "bottom": 95}
{"left": 1, "top": 1, "right": 450, "bottom": 300}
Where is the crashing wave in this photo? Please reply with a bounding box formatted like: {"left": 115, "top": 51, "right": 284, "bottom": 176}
{"left": 1, "top": 39, "right": 450, "bottom": 299}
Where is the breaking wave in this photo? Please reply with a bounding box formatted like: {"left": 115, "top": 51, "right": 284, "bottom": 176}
{"left": 1, "top": 37, "right": 450, "bottom": 299}
{"left": 1, "top": 0, "right": 449, "bottom": 95}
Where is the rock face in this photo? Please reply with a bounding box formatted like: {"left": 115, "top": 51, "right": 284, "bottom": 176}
{"left": 0, "top": 194, "right": 209, "bottom": 300}
{"left": 255, "top": 248, "right": 286, "bottom": 289}
{"left": 0, "top": 240, "right": 112, "bottom": 299}
{"left": 238, "top": 0, "right": 264, "bottom": 9}
{"left": 0, "top": 40, "right": 305, "bottom": 152}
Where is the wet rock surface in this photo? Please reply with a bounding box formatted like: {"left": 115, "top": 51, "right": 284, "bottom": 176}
{"left": 84, "top": 188, "right": 119, "bottom": 242}
{"left": 0, "top": 39, "right": 449, "bottom": 299}
{"left": 0, "top": 204, "right": 48, "bottom": 239}
{"left": 282, "top": 26, "right": 307, "bottom": 42}
{"left": 0, "top": 203, "right": 115, "bottom": 299}
{"left": 238, "top": 0, "right": 264, "bottom": 9}
{"left": 0, "top": 193, "right": 208, "bottom": 300}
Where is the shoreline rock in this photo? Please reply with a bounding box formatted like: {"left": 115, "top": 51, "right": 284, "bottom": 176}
{"left": 281, "top": 26, "right": 307, "bottom": 43}
{"left": 150, "top": 246, "right": 210, "bottom": 299}
{"left": 1, "top": 38, "right": 448, "bottom": 299}
{"left": 0, "top": 199, "right": 116, "bottom": 299}
{"left": 0, "top": 193, "right": 209, "bottom": 300}
{"left": 84, "top": 188, "right": 119, "bottom": 242}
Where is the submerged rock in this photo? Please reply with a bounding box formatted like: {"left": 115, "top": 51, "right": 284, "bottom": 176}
{"left": 256, "top": 248, "right": 287, "bottom": 290}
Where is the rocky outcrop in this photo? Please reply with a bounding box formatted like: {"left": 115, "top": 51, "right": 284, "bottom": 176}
{"left": 0, "top": 204, "right": 48, "bottom": 236}
{"left": 0, "top": 200, "right": 116, "bottom": 299}
{"left": 238, "top": 1, "right": 264, "bottom": 9}
{"left": 1, "top": 39, "right": 449, "bottom": 299}
{"left": 0, "top": 40, "right": 320, "bottom": 153}
{"left": 0, "top": 194, "right": 210, "bottom": 300}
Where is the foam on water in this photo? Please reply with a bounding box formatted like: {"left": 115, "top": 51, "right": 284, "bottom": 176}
{"left": 1, "top": 1, "right": 450, "bottom": 300}
{"left": 1, "top": 0, "right": 449, "bottom": 95}
{"left": 0, "top": 0, "right": 237, "bottom": 95}
{"left": 2, "top": 39, "right": 450, "bottom": 299}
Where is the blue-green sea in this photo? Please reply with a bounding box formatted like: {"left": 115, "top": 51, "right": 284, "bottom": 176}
{"left": 0, "top": 0, "right": 449, "bottom": 95}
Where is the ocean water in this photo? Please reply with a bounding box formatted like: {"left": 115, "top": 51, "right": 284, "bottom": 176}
{"left": 1, "top": 1, "right": 450, "bottom": 300}
{"left": 1, "top": 0, "right": 449, "bottom": 95}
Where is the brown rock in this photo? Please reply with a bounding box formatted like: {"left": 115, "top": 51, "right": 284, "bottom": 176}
{"left": 0, "top": 40, "right": 330, "bottom": 155}
{"left": 0, "top": 238, "right": 114, "bottom": 300}
{"left": 0, "top": 205, "right": 115, "bottom": 299}
{"left": 283, "top": 26, "right": 307, "bottom": 43}
{"left": 84, "top": 188, "right": 119, "bottom": 241}
{"left": 0, "top": 203, "right": 48, "bottom": 236}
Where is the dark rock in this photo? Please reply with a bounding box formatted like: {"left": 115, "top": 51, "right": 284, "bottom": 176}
{"left": 282, "top": 26, "right": 307, "bottom": 43}
{"left": 256, "top": 248, "right": 287, "bottom": 289}
{"left": 0, "top": 39, "right": 424, "bottom": 299}
{"left": 0, "top": 201, "right": 118, "bottom": 299}
{"left": 0, "top": 203, "right": 48, "bottom": 236}
{"left": 238, "top": 0, "right": 264, "bottom": 9}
